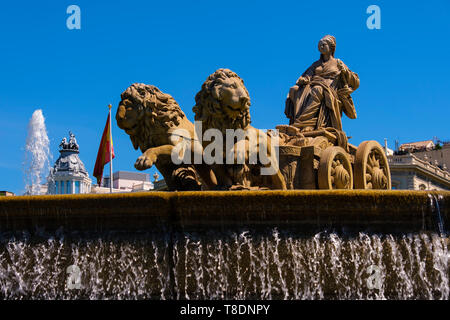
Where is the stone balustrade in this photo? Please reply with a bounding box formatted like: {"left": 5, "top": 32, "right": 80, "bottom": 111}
{"left": 389, "top": 154, "right": 450, "bottom": 181}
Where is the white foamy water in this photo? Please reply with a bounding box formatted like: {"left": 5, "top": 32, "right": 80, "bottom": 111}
{"left": 23, "top": 109, "right": 51, "bottom": 195}
{"left": 0, "top": 229, "right": 447, "bottom": 299}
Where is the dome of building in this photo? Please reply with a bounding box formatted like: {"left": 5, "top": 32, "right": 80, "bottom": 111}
{"left": 47, "top": 132, "right": 92, "bottom": 194}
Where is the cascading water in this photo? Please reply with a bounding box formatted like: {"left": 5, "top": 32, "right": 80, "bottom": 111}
{"left": 429, "top": 194, "right": 446, "bottom": 237}
{"left": 22, "top": 109, "right": 51, "bottom": 195}
{"left": 0, "top": 228, "right": 447, "bottom": 300}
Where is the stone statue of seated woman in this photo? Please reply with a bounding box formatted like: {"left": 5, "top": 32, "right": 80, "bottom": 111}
{"left": 284, "top": 35, "right": 359, "bottom": 150}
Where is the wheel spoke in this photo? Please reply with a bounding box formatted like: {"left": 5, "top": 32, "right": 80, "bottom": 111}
{"left": 374, "top": 158, "right": 380, "bottom": 168}
{"left": 367, "top": 155, "right": 373, "bottom": 167}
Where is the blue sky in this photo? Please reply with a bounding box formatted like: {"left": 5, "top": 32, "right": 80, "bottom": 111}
{"left": 1, "top": 0, "right": 449, "bottom": 195}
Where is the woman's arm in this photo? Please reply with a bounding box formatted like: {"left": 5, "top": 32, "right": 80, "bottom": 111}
{"left": 296, "top": 61, "right": 318, "bottom": 85}
{"left": 337, "top": 59, "right": 360, "bottom": 90}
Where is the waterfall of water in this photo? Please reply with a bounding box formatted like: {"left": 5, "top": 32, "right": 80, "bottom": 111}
{"left": 23, "top": 109, "right": 51, "bottom": 195}
{"left": 429, "top": 194, "right": 446, "bottom": 237}
{"left": 0, "top": 229, "right": 447, "bottom": 299}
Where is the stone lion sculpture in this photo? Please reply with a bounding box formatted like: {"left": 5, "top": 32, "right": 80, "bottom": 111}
{"left": 193, "top": 69, "right": 286, "bottom": 190}
{"left": 116, "top": 83, "right": 217, "bottom": 191}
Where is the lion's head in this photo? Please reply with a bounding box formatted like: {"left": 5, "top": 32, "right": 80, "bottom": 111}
{"left": 116, "top": 83, "right": 185, "bottom": 152}
{"left": 193, "top": 69, "right": 251, "bottom": 133}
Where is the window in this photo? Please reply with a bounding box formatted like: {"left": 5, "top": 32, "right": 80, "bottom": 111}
{"left": 66, "top": 181, "right": 70, "bottom": 194}
{"left": 55, "top": 181, "right": 59, "bottom": 194}
{"left": 61, "top": 181, "right": 65, "bottom": 194}
{"left": 75, "top": 181, "right": 80, "bottom": 194}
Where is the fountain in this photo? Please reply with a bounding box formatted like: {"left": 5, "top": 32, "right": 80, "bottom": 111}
{"left": 1, "top": 36, "right": 448, "bottom": 299}
{"left": 22, "top": 109, "right": 51, "bottom": 195}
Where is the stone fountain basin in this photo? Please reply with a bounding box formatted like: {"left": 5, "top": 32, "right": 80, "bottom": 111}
{"left": 0, "top": 190, "right": 448, "bottom": 299}
{"left": 0, "top": 190, "right": 448, "bottom": 234}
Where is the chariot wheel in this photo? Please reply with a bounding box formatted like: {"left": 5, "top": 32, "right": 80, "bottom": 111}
{"left": 354, "top": 141, "right": 391, "bottom": 189}
{"left": 318, "top": 146, "right": 353, "bottom": 189}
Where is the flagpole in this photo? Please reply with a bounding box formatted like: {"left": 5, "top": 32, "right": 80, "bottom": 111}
{"left": 108, "top": 104, "right": 113, "bottom": 193}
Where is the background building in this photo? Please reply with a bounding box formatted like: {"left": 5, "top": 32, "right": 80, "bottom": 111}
{"left": 92, "top": 171, "right": 154, "bottom": 193}
{"left": 47, "top": 132, "right": 92, "bottom": 195}
{"left": 401, "top": 142, "right": 450, "bottom": 172}
{"left": 398, "top": 140, "right": 436, "bottom": 153}
{"left": 389, "top": 139, "right": 450, "bottom": 190}
{"left": 0, "top": 191, "right": 15, "bottom": 196}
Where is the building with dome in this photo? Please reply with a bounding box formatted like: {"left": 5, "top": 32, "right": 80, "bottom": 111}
{"left": 47, "top": 132, "right": 92, "bottom": 194}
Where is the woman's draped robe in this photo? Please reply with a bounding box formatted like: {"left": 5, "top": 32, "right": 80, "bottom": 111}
{"left": 285, "top": 58, "right": 359, "bottom": 151}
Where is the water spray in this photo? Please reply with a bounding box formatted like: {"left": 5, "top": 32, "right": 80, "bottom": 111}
{"left": 23, "top": 109, "right": 51, "bottom": 195}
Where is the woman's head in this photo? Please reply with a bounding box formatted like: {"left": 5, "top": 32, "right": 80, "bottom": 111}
{"left": 318, "top": 35, "right": 336, "bottom": 57}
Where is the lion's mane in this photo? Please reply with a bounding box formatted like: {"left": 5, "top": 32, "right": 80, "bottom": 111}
{"left": 193, "top": 69, "right": 251, "bottom": 133}
{"left": 118, "top": 83, "right": 186, "bottom": 151}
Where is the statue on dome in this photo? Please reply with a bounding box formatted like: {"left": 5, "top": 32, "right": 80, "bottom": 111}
{"left": 69, "top": 132, "right": 79, "bottom": 150}
{"left": 59, "top": 132, "right": 79, "bottom": 151}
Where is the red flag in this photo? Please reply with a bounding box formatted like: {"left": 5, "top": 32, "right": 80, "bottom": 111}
{"left": 93, "top": 114, "right": 115, "bottom": 185}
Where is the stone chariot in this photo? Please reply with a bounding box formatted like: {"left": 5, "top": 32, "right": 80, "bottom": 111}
{"left": 277, "top": 127, "right": 391, "bottom": 190}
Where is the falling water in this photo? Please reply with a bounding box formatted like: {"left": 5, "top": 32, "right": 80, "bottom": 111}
{"left": 23, "top": 109, "right": 51, "bottom": 195}
{"left": 429, "top": 194, "right": 446, "bottom": 237}
{"left": 0, "top": 228, "right": 448, "bottom": 299}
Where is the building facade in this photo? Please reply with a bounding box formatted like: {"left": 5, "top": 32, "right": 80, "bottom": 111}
{"left": 388, "top": 153, "right": 450, "bottom": 191}
{"left": 91, "top": 171, "right": 154, "bottom": 193}
{"left": 409, "top": 144, "right": 450, "bottom": 172}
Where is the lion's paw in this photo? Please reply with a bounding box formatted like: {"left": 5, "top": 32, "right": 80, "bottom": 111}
{"left": 135, "top": 152, "right": 157, "bottom": 170}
